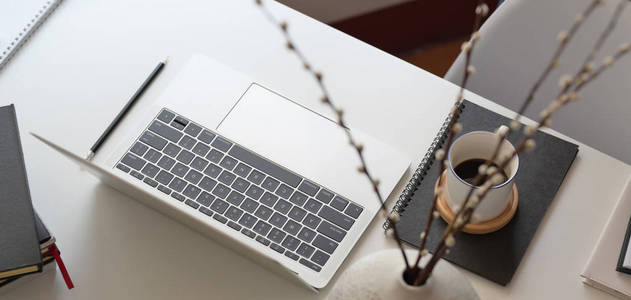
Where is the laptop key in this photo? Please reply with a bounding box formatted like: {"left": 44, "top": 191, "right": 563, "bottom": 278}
{"left": 169, "top": 178, "right": 187, "bottom": 192}
{"left": 203, "top": 163, "right": 222, "bottom": 178}
{"left": 302, "top": 214, "right": 322, "bottom": 230}
{"left": 315, "top": 189, "right": 334, "bottom": 204}
{"left": 330, "top": 196, "right": 349, "bottom": 211}
{"left": 218, "top": 171, "right": 236, "bottom": 185}
{"left": 234, "top": 163, "right": 252, "bottom": 178}
{"left": 206, "top": 149, "right": 224, "bottom": 163}
{"left": 140, "top": 131, "right": 168, "bottom": 151}
{"left": 275, "top": 184, "right": 293, "bottom": 199}
{"left": 269, "top": 213, "right": 288, "bottom": 228}
{"left": 192, "top": 142, "right": 210, "bottom": 157}
{"left": 199, "top": 206, "right": 214, "bottom": 217}
{"left": 317, "top": 221, "right": 346, "bottom": 242}
{"left": 144, "top": 148, "right": 161, "bottom": 163}
{"left": 311, "top": 250, "right": 330, "bottom": 266}
{"left": 289, "top": 191, "right": 308, "bottom": 206}
{"left": 178, "top": 135, "right": 196, "bottom": 150}
{"left": 163, "top": 143, "right": 181, "bottom": 158}
{"left": 298, "top": 180, "right": 319, "bottom": 196}
{"left": 184, "top": 169, "right": 203, "bottom": 185}
{"left": 259, "top": 192, "right": 278, "bottom": 207}
{"left": 171, "top": 192, "right": 185, "bottom": 202}
{"left": 143, "top": 177, "right": 158, "bottom": 188}
{"left": 213, "top": 214, "right": 228, "bottom": 224}
{"left": 238, "top": 213, "right": 257, "bottom": 228}
{"left": 130, "top": 142, "right": 148, "bottom": 156}
{"left": 198, "top": 176, "right": 217, "bottom": 192}
{"left": 211, "top": 183, "right": 230, "bottom": 199}
{"left": 288, "top": 206, "right": 307, "bottom": 222}
{"left": 198, "top": 130, "right": 216, "bottom": 144}
{"left": 157, "top": 156, "right": 176, "bottom": 170}
{"left": 116, "top": 164, "right": 130, "bottom": 173}
{"left": 190, "top": 157, "right": 209, "bottom": 171}
{"left": 210, "top": 198, "right": 229, "bottom": 214}
{"left": 284, "top": 252, "right": 299, "bottom": 261}
{"left": 253, "top": 221, "right": 272, "bottom": 236}
{"left": 299, "top": 259, "right": 321, "bottom": 272}
{"left": 283, "top": 220, "right": 301, "bottom": 236}
{"left": 304, "top": 198, "right": 322, "bottom": 214}
{"left": 297, "top": 227, "right": 316, "bottom": 243}
{"left": 212, "top": 136, "right": 233, "bottom": 152}
{"left": 256, "top": 236, "right": 271, "bottom": 246}
{"left": 122, "top": 153, "right": 146, "bottom": 170}
{"left": 312, "top": 234, "right": 338, "bottom": 254}
{"left": 270, "top": 243, "right": 285, "bottom": 254}
{"left": 185, "top": 199, "right": 200, "bottom": 209}
{"left": 227, "top": 221, "right": 242, "bottom": 231}
{"left": 225, "top": 206, "right": 244, "bottom": 221}
{"left": 254, "top": 205, "right": 273, "bottom": 221}
{"left": 229, "top": 145, "right": 301, "bottom": 188}
{"left": 196, "top": 191, "right": 215, "bottom": 207}
{"left": 157, "top": 109, "right": 175, "bottom": 123}
{"left": 149, "top": 120, "right": 182, "bottom": 143}
{"left": 176, "top": 150, "right": 194, "bottom": 164}
{"left": 226, "top": 191, "right": 245, "bottom": 206}
{"left": 318, "top": 206, "right": 354, "bottom": 230}
{"left": 219, "top": 156, "right": 238, "bottom": 171}
{"left": 241, "top": 228, "right": 256, "bottom": 239}
{"left": 232, "top": 177, "right": 249, "bottom": 193}
{"left": 345, "top": 203, "right": 363, "bottom": 219}
{"left": 183, "top": 184, "right": 202, "bottom": 200}
{"left": 247, "top": 169, "right": 265, "bottom": 185}
{"left": 268, "top": 228, "right": 286, "bottom": 244}
{"left": 157, "top": 185, "right": 171, "bottom": 195}
{"left": 184, "top": 123, "right": 202, "bottom": 137}
{"left": 274, "top": 199, "right": 292, "bottom": 214}
{"left": 240, "top": 198, "right": 258, "bottom": 213}
{"left": 296, "top": 243, "right": 315, "bottom": 258}
{"left": 130, "top": 170, "right": 144, "bottom": 180}
{"left": 262, "top": 177, "right": 280, "bottom": 192}
{"left": 141, "top": 163, "right": 160, "bottom": 178}
{"left": 245, "top": 185, "right": 264, "bottom": 200}
{"left": 155, "top": 171, "right": 174, "bottom": 185}
{"left": 171, "top": 163, "right": 189, "bottom": 177}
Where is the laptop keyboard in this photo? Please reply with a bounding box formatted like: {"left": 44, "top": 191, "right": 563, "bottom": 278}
{"left": 115, "top": 108, "right": 364, "bottom": 272}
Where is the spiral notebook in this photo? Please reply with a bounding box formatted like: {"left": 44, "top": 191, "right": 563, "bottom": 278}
{"left": 385, "top": 100, "right": 579, "bottom": 285}
{"left": 0, "top": 0, "right": 63, "bottom": 70}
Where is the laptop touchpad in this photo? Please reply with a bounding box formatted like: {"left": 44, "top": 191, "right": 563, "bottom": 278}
{"left": 216, "top": 84, "right": 404, "bottom": 206}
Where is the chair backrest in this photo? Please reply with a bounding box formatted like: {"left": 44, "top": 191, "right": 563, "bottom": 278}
{"left": 445, "top": 0, "right": 631, "bottom": 164}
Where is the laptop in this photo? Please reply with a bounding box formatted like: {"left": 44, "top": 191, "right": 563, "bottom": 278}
{"left": 34, "top": 55, "right": 410, "bottom": 290}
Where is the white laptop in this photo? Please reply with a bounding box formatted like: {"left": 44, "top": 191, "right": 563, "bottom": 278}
{"left": 34, "top": 55, "right": 410, "bottom": 290}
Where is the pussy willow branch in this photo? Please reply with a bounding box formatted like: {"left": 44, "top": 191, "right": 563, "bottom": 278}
{"left": 418, "top": 0, "right": 629, "bottom": 284}
{"left": 413, "top": 0, "right": 487, "bottom": 272}
{"left": 254, "top": 0, "right": 411, "bottom": 268}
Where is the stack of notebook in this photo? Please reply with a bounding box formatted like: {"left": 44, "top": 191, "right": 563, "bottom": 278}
{"left": 0, "top": 104, "right": 73, "bottom": 289}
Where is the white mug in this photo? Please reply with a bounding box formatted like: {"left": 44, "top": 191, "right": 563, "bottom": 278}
{"left": 444, "top": 126, "right": 519, "bottom": 223}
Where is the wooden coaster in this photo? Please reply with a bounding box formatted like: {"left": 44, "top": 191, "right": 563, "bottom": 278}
{"left": 434, "top": 171, "right": 518, "bottom": 234}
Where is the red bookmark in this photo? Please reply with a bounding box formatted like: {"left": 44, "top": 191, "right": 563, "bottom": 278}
{"left": 50, "top": 244, "right": 74, "bottom": 289}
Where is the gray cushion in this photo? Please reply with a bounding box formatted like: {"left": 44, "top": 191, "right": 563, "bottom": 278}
{"left": 445, "top": 0, "right": 631, "bottom": 164}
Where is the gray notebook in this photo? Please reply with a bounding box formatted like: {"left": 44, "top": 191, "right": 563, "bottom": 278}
{"left": 386, "top": 100, "right": 578, "bottom": 285}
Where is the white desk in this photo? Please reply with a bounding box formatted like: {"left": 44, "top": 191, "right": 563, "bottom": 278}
{"left": 0, "top": 1, "right": 629, "bottom": 299}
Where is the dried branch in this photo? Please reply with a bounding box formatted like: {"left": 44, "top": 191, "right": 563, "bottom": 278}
{"left": 254, "top": 0, "right": 411, "bottom": 268}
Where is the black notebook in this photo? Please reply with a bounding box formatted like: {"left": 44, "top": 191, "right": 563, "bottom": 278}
{"left": 0, "top": 104, "right": 42, "bottom": 280}
{"left": 386, "top": 100, "right": 578, "bottom": 285}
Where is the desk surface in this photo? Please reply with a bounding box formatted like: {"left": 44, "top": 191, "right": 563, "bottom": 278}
{"left": 0, "top": 1, "right": 629, "bottom": 299}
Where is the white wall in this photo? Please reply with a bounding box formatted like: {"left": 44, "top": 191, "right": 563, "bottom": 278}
{"left": 278, "top": 0, "right": 413, "bottom": 23}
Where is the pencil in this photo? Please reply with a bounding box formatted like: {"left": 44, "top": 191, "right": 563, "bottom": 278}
{"left": 86, "top": 58, "right": 167, "bottom": 160}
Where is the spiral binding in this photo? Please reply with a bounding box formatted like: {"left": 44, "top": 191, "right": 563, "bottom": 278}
{"left": 383, "top": 102, "right": 465, "bottom": 230}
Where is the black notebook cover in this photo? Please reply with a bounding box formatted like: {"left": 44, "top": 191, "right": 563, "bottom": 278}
{"left": 0, "top": 104, "right": 42, "bottom": 279}
{"left": 616, "top": 216, "right": 631, "bottom": 275}
{"left": 387, "top": 100, "right": 578, "bottom": 285}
